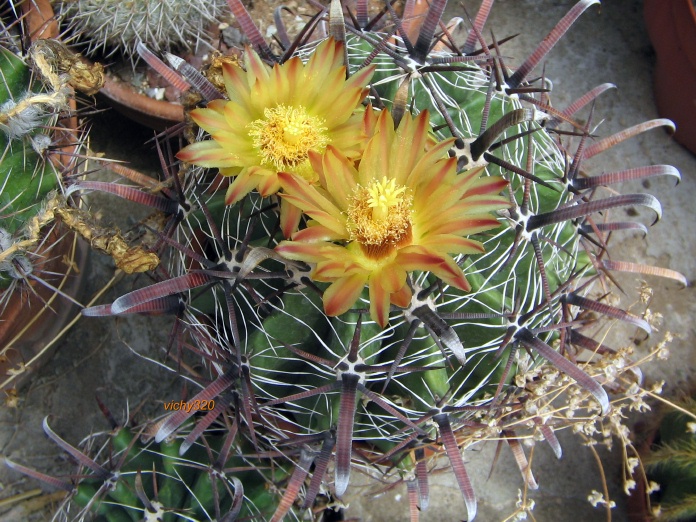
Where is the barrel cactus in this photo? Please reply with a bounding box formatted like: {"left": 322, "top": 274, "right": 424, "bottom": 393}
{"left": 7, "top": 411, "right": 329, "bottom": 522}
{"left": 8, "top": 0, "right": 685, "bottom": 520}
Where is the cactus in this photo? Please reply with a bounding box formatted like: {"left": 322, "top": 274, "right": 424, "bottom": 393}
{"left": 8, "top": 0, "right": 686, "bottom": 520}
{"left": 642, "top": 397, "right": 696, "bottom": 521}
{"left": 0, "top": 45, "right": 69, "bottom": 293}
{"left": 6, "top": 412, "right": 328, "bottom": 522}
{"left": 56, "top": 0, "right": 229, "bottom": 62}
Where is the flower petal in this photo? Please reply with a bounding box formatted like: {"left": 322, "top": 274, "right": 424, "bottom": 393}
{"left": 223, "top": 62, "right": 251, "bottom": 103}
{"left": 304, "top": 38, "right": 343, "bottom": 80}
{"left": 176, "top": 141, "right": 239, "bottom": 168}
{"left": 425, "top": 216, "right": 503, "bottom": 237}
{"left": 324, "top": 273, "right": 369, "bottom": 317}
{"left": 292, "top": 223, "right": 344, "bottom": 242}
{"left": 390, "top": 284, "right": 412, "bottom": 308}
{"left": 315, "top": 259, "right": 362, "bottom": 280}
{"left": 222, "top": 100, "right": 256, "bottom": 130}
{"left": 368, "top": 277, "right": 391, "bottom": 327}
{"left": 418, "top": 234, "right": 486, "bottom": 255}
{"left": 390, "top": 111, "right": 433, "bottom": 185}
{"left": 190, "top": 106, "right": 228, "bottom": 133}
{"left": 257, "top": 172, "right": 282, "bottom": 197}
{"left": 321, "top": 146, "right": 358, "bottom": 212}
{"left": 244, "top": 46, "right": 271, "bottom": 86}
{"left": 372, "top": 265, "right": 407, "bottom": 294}
{"left": 397, "top": 246, "right": 471, "bottom": 292}
{"left": 279, "top": 172, "right": 347, "bottom": 236}
{"left": 358, "top": 110, "right": 396, "bottom": 185}
{"left": 280, "top": 198, "right": 303, "bottom": 238}
{"left": 411, "top": 156, "right": 457, "bottom": 202}
{"left": 225, "top": 168, "right": 262, "bottom": 204}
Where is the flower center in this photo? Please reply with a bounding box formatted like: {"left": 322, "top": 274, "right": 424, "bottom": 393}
{"left": 347, "top": 177, "right": 413, "bottom": 259}
{"left": 248, "top": 105, "right": 329, "bottom": 172}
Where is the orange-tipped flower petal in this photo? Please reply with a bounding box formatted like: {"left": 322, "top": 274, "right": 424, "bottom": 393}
{"left": 324, "top": 273, "right": 369, "bottom": 317}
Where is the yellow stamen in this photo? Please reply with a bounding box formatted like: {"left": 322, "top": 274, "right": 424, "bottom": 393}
{"left": 367, "top": 176, "right": 409, "bottom": 222}
{"left": 347, "top": 177, "right": 413, "bottom": 259}
{"left": 248, "top": 105, "right": 329, "bottom": 172}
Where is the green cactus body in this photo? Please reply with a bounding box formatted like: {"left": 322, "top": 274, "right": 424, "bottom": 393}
{"left": 154, "top": 438, "right": 188, "bottom": 511}
{"left": 290, "top": 32, "right": 589, "bottom": 411}
{"left": 64, "top": 424, "right": 285, "bottom": 522}
{"left": 645, "top": 399, "right": 696, "bottom": 521}
{"left": 0, "top": 48, "right": 62, "bottom": 289}
{"left": 82, "top": 25, "right": 640, "bottom": 518}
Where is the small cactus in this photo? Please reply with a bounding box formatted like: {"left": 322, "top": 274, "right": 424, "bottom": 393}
{"left": 0, "top": 40, "right": 78, "bottom": 318}
{"left": 56, "top": 0, "right": 229, "bottom": 61}
{"left": 6, "top": 412, "right": 332, "bottom": 521}
{"left": 643, "top": 397, "right": 696, "bottom": 521}
{"left": 0, "top": 44, "right": 69, "bottom": 293}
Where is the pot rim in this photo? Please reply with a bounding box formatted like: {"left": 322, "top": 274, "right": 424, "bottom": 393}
{"left": 22, "top": 0, "right": 186, "bottom": 130}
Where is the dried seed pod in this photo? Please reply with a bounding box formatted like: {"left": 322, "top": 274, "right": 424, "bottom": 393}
{"left": 29, "top": 39, "right": 105, "bottom": 95}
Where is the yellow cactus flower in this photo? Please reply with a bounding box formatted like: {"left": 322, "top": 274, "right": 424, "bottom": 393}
{"left": 176, "top": 38, "right": 374, "bottom": 236}
{"left": 276, "top": 108, "right": 510, "bottom": 327}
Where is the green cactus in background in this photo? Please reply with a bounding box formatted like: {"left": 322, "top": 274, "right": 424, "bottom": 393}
{"left": 8, "top": 0, "right": 686, "bottom": 521}
{"left": 56, "top": 0, "right": 229, "bottom": 63}
{"left": 0, "top": 45, "right": 69, "bottom": 295}
{"left": 7, "top": 413, "right": 325, "bottom": 522}
{"left": 644, "top": 397, "right": 696, "bottom": 521}
{"left": 0, "top": 31, "right": 106, "bottom": 391}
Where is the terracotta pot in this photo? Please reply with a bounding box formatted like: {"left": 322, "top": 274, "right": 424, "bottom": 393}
{"left": 96, "top": 75, "right": 185, "bottom": 130}
{"left": 644, "top": 0, "right": 696, "bottom": 155}
{"left": 0, "top": 231, "right": 89, "bottom": 394}
{"left": 0, "top": 1, "right": 90, "bottom": 395}
{"left": 20, "top": 0, "right": 58, "bottom": 40}
{"left": 22, "top": 0, "right": 185, "bottom": 131}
